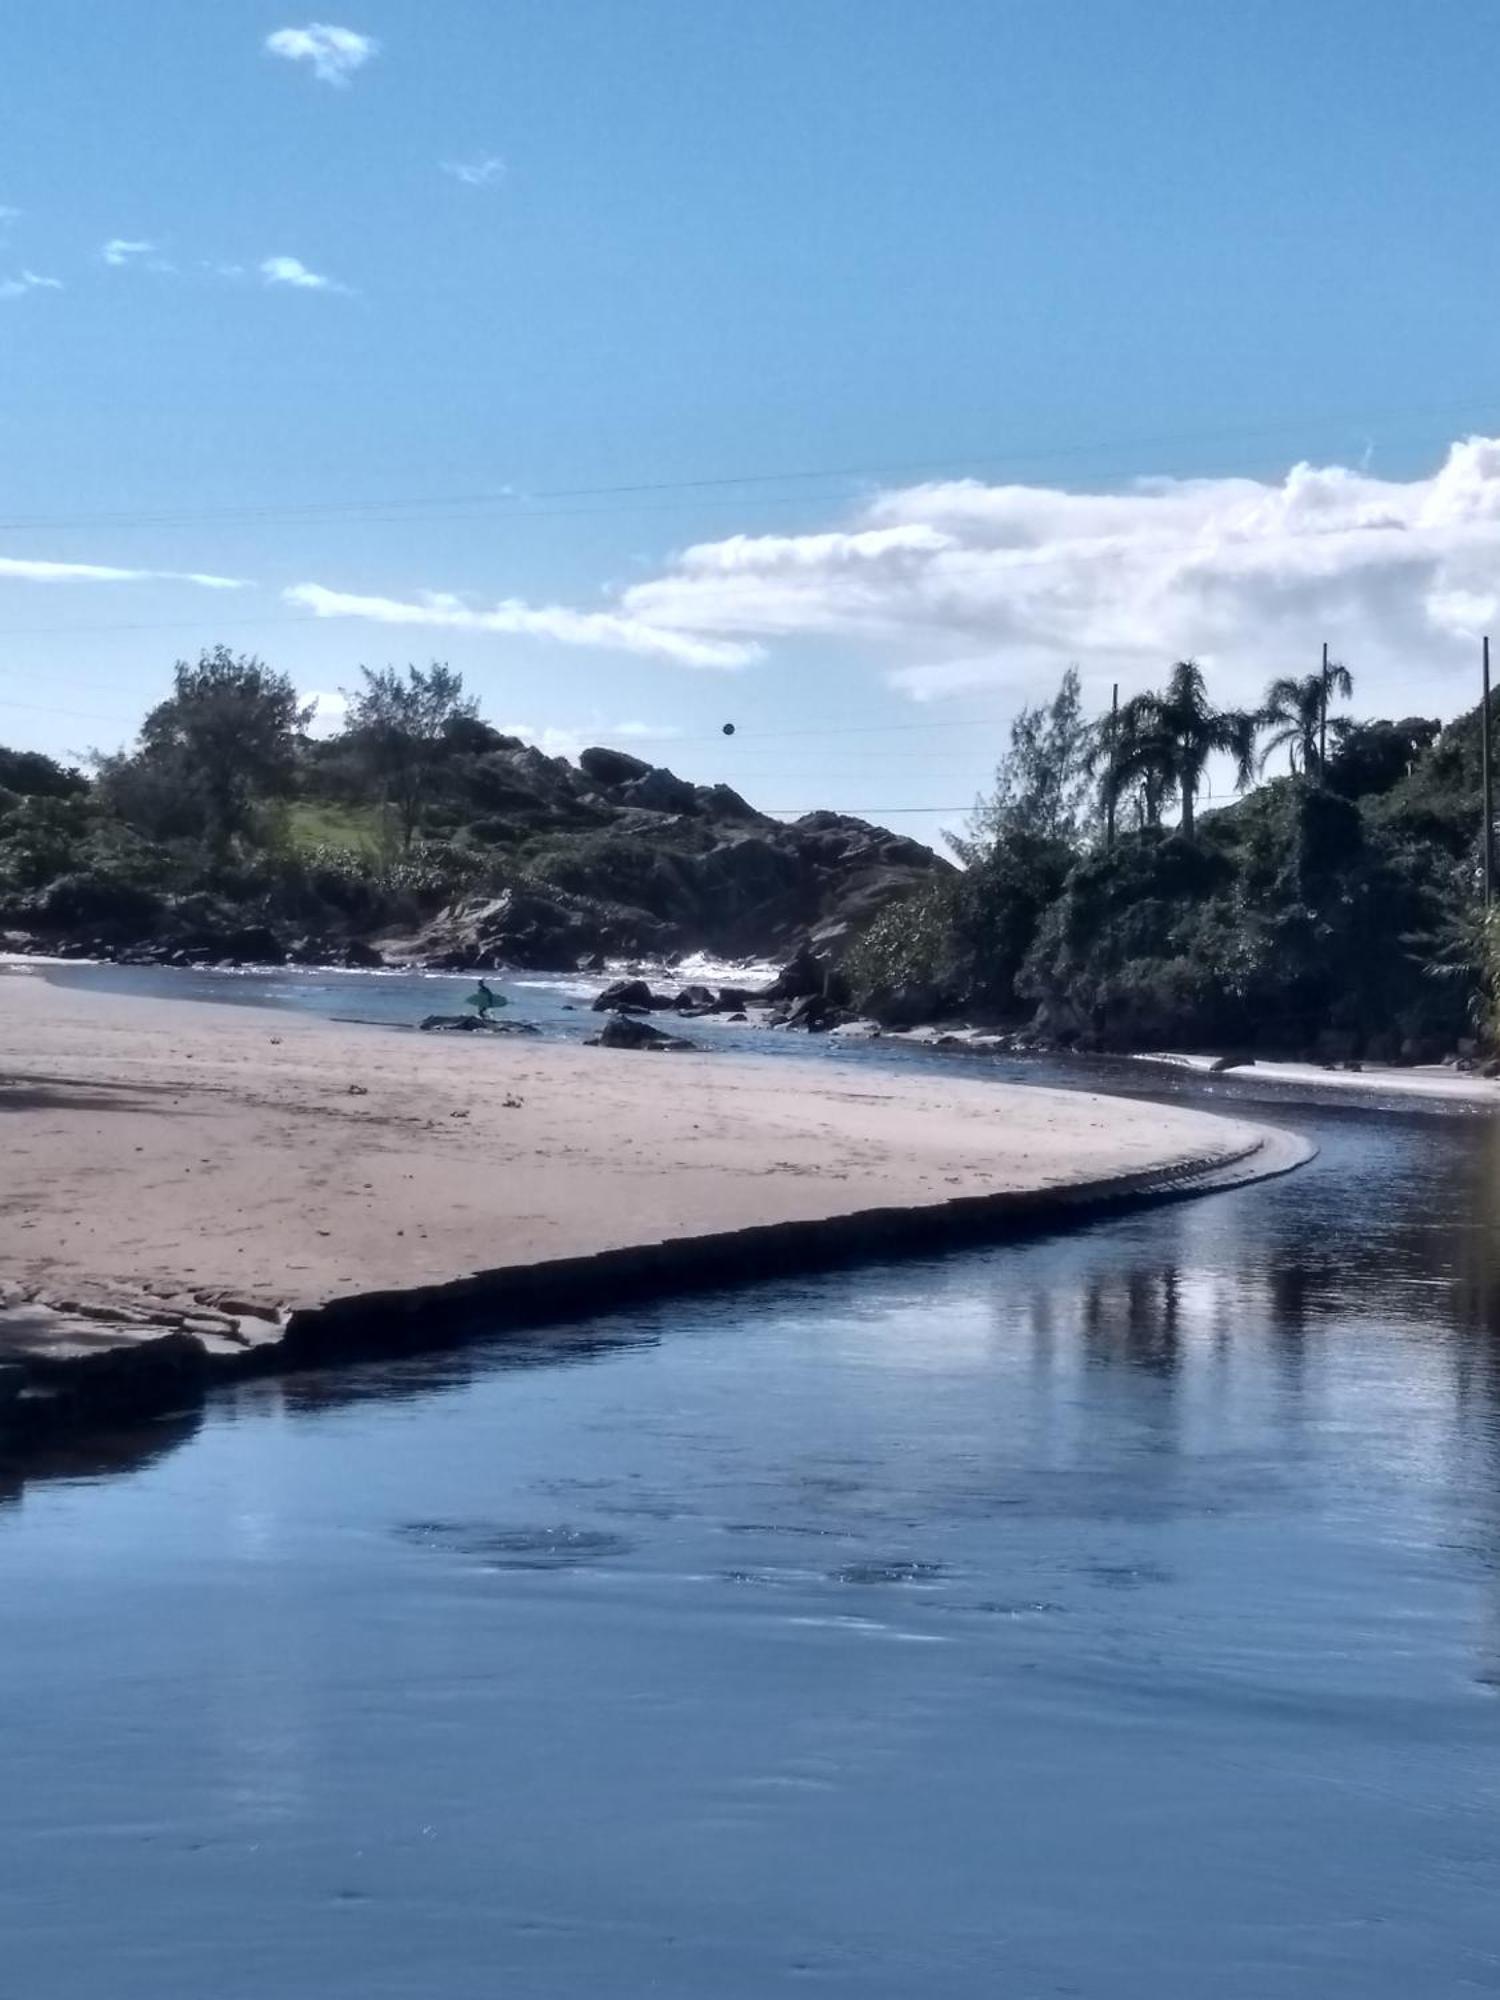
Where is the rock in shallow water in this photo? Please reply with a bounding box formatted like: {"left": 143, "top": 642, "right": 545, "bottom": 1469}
{"left": 417, "top": 1014, "right": 540, "bottom": 1034}
{"left": 588, "top": 1015, "right": 697, "bottom": 1052}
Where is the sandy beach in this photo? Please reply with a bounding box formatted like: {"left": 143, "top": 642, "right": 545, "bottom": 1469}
{"left": 1132, "top": 1050, "right": 1500, "bottom": 1105}
{"left": 0, "top": 968, "right": 1307, "bottom": 1425}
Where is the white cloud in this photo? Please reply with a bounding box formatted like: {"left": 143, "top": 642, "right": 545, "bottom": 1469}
{"left": 495, "top": 719, "right": 681, "bottom": 763}
{"left": 617, "top": 437, "right": 1500, "bottom": 720}
{"left": 441, "top": 154, "right": 507, "bottom": 188}
{"left": 282, "top": 581, "right": 757, "bottom": 669}
{"left": 0, "top": 556, "right": 245, "bottom": 587}
{"left": 101, "top": 237, "right": 173, "bottom": 271}
{"left": 496, "top": 722, "right": 589, "bottom": 763}
{"left": 301, "top": 688, "right": 348, "bottom": 738}
{"left": 265, "top": 23, "right": 377, "bottom": 86}
{"left": 0, "top": 270, "right": 61, "bottom": 301}
{"left": 260, "top": 254, "right": 346, "bottom": 293}
{"left": 615, "top": 720, "right": 681, "bottom": 740}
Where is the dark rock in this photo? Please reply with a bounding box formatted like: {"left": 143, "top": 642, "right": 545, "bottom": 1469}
{"left": 343, "top": 940, "right": 384, "bottom": 970}
{"left": 592, "top": 978, "right": 673, "bottom": 1013}
{"left": 864, "top": 979, "right": 951, "bottom": 1029}
{"left": 673, "top": 984, "right": 716, "bottom": 1012}
{"left": 412, "top": 886, "right": 673, "bottom": 974}
{"left": 1315, "top": 1028, "right": 1359, "bottom": 1063}
{"left": 588, "top": 1015, "right": 696, "bottom": 1052}
{"left": 784, "top": 992, "right": 841, "bottom": 1032}
{"left": 619, "top": 766, "right": 700, "bottom": 815}
{"left": 763, "top": 943, "right": 826, "bottom": 1004}
{"left": 221, "top": 925, "right": 286, "bottom": 964}
{"left": 693, "top": 783, "right": 764, "bottom": 823}
{"left": 579, "top": 746, "right": 652, "bottom": 788}
{"left": 418, "top": 1014, "right": 539, "bottom": 1034}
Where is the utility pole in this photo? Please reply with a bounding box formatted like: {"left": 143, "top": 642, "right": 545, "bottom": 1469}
{"left": 1105, "top": 682, "right": 1119, "bottom": 850}
{"left": 1483, "top": 635, "right": 1494, "bottom": 910}
{"left": 1318, "top": 640, "right": 1329, "bottom": 774}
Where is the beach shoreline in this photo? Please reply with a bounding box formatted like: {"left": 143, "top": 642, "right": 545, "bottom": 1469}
{"left": 1, "top": 966, "right": 1310, "bottom": 1452}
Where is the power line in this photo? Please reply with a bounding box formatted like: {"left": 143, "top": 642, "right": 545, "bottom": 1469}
{"left": 0, "top": 395, "right": 1491, "bottom": 535}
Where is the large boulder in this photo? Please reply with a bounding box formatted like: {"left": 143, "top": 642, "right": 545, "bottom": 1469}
{"left": 592, "top": 978, "right": 673, "bottom": 1013}
{"left": 762, "top": 943, "right": 827, "bottom": 1003}
{"left": 410, "top": 886, "right": 674, "bottom": 972}
{"left": 589, "top": 1015, "right": 696, "bottom": 1052}
{"left": 619, "top": 766, "right": 700, "bottom": 815}
{"left": 694, "top": 783, "right": 764, "bottom": 823}
{"left": 579, "top": 746, "right": 652, "bottom": 788}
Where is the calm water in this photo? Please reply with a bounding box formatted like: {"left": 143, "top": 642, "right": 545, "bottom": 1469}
{"left": 5, "top": 973, "right": 1500, "bottom": 1994}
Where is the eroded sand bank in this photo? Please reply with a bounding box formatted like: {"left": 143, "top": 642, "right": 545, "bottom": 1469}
{"left": 0, "top": 970, "right": 1309, "bottom": 1434}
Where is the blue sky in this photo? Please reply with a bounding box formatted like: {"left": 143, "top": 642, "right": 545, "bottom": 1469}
{"left": 4, "top": 0, "right": 1500, "bottom": 849}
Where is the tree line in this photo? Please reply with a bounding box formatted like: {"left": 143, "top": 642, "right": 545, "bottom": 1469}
{"left": 967, "top": 654, "right": 1367, "bottom": 855}
{"left": 91, "top": 646, "right": 482, "bottom": 861}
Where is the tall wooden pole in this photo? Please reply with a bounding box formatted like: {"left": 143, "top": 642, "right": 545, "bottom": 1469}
{"left": 1483, "top": 635, "right": 1493, "bottom": 910}
{"left": 1318, "top": 640, "right": 1329, "bottom": 774}
{"left": 1105, "top": 681, "right": 1119, "bottom": 850}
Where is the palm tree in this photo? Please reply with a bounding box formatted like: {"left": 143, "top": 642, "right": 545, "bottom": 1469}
{"left": 1258, "top": 662, "right": 1354, "bottom": 777}
{"left": 1089, "top": 696, "right": 1177, "bottom": 835}
{"left": 1104, "top": 660, "right": 1257, "bottom": 839}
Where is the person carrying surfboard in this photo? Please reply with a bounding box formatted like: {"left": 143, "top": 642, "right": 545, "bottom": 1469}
{"left": 463, "top": 979, "right": 507, "bottom": 1021}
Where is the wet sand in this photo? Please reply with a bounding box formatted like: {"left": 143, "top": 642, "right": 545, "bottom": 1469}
{"left": 0, "top": 968, "right": 1308, "bottom": 1421}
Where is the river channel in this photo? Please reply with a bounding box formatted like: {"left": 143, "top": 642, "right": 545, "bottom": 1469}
{"left": 3, "top": 964, "right": 1500, "bottom": 1996}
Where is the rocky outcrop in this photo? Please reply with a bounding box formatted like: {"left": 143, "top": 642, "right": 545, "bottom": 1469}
{"left": 385, "top": 748, "right": 950, "bottom": 971}
{"left": 3, "top": 740, "right": 950, "bottom": 975}
{"left": 405, "top": 885, "right": 676, "bottom": 972}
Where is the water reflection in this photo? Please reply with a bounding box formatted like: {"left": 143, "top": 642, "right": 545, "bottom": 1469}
{"left": 5, "top": 1095, "right": 1500, "bottom": 1996}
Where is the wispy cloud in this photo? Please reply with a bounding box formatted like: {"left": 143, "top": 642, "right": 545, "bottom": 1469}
{"left": 265, "top": 23, "right": 378, "bottom": 86}
{"left": 260, "top": 254, "right": 347, "bottom": 293}
{"left": 441, "top": 153, "right": 507, "bottom": 189}
{"left": 283, "top": 582, "right": 757, "bottom": 669}
{"left": 0, "top": 270, "right": 62, "bottom": 301}
{"left": 0, "top": 556, "right": 246, "bottom": 587}
{"left": 102, "top": 238, "right": 174, "bottom": 274}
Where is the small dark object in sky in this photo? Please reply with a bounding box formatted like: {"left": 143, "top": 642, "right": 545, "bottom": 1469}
{"left": 722, "top": 722, "right": 735, "bottom": 735}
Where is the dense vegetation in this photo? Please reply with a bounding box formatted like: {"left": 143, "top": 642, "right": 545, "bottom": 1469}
{"left": 5, "top": 642, "right": 1499, "bottom": 1053}
{"left": 846, "top": 661, "right": 1497, "bottom": 1057}
{"left": 0, "top": 648, "right": 942, "bottom": 969}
